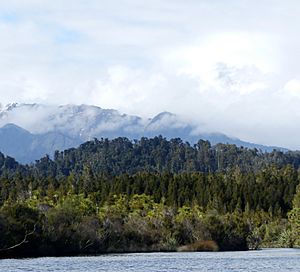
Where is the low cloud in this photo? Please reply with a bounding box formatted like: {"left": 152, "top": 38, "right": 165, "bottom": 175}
{"left": 0, "top": 1, "right": 300, "bottom": 148}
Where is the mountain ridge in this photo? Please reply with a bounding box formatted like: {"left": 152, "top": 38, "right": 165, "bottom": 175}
{"left": 0, "top": 103, "right": 288, "bottom": 163}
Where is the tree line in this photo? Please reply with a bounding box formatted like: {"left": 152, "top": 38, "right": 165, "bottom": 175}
{"left": 0, "top": 136, "right": 299, "bottom": 257}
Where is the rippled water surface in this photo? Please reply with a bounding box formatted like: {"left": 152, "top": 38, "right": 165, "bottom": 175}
{"left": 1, "top": 249, "right": 300, "bottom": 272}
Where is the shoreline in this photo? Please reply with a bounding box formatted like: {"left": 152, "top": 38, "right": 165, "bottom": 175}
{"left": 2, "top": 247, "right": 299, "bottom": 260}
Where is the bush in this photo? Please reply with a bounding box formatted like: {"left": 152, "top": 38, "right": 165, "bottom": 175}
{"left": 177, "top": 240, "right": 219, "bottom": 252}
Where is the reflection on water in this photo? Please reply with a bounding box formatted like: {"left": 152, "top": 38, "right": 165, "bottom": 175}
{"left": 1, "top": 249, "right": 300, "bottom": 272}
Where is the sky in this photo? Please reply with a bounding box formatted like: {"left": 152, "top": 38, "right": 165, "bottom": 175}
{"left": 1, "top": 0, "right": 300, "bottom": 149}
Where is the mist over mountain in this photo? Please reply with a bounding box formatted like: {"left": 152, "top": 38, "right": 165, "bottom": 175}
{"left": 0, "top": 103, "right": 287, "bottom": 163}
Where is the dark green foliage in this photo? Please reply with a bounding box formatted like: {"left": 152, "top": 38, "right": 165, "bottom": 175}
{"left": 288, "top": 183, "right": 300, "bottom": 247}
{"left": 0, "top": 136, "right": 300, "bottom": 257}
{"left": 0, "top": 203, "right": 40, "bottom": 257}
{"left": 30, "top": 136, "right": 300, "bottom": 177}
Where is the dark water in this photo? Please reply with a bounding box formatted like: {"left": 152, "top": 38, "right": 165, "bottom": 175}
{"left": 1, "top": 249, "right": 299, "bottom": 272}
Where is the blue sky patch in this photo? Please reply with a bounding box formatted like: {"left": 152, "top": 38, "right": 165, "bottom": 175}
{"left": 0, "top": 12, "right": 19, "bottom": 23}
{"left": 55, "top": 28, "right": 82, "bottom": 44}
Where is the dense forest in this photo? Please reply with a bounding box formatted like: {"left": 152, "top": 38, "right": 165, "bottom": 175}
{"left": 0, "top": 136, "right": 300, "bottom": 257}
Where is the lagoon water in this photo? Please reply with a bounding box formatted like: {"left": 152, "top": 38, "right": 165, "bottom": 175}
{"left": 1, "top": 249, "right": 299, "bottom": 272}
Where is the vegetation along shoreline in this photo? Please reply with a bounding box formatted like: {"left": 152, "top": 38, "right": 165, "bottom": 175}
{"left": 0, "top": 136, "right": 299, "bottom": 258}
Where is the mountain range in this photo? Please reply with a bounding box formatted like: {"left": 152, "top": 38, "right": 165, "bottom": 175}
{"left": 0, "top": 103, "right": 287, "bottom": 163}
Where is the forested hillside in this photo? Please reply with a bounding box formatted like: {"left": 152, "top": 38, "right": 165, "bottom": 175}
{"left": 34, "top": 136, "right": 300, "bottom": 176}
{"left": 0, "top": 136, "right": 300, "bottom": 257}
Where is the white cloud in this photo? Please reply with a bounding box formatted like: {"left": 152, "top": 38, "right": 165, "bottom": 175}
{"left": 283, "top": 79, "right": 300, "bottom": 97}
{"left": 0, "top": 1, "right": 300, "bottom": 148}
